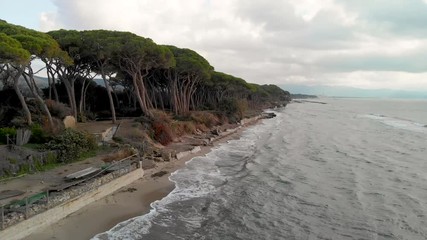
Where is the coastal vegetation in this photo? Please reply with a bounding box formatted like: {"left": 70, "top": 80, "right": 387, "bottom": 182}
{"left": 0, "top": 19, "right": 290, "bottom": 177}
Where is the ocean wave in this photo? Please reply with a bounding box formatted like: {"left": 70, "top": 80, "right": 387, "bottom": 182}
{"left": 92, "top": 127, "right": 259, "bottom": 240}
{"left": 92, "top": 102, "right": 427, "bottom": 239}
{"left": 360, "top": 114, "right": 427, "bottom": 133}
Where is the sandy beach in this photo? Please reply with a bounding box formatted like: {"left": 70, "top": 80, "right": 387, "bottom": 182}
{"left": 24, "top": 124, "right": 250, "bottom": 240}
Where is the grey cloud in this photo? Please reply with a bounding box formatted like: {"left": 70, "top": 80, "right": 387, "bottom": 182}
{"left": 235, "top": 1, "right": 359, "bottom": 50}
{"left": 235, "top": 0, "right": 305, "bottom": 31}
{"left": 41, "top": 0, "right": 427, "bottom": 90}
{"left": 337, "top": 0, "right": 427, "bottom": 37}
{"left": 317, "top": 47, "right": 427, "bottom": 73}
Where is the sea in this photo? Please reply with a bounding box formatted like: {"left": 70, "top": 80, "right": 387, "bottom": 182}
{"left": 93, "top": 98, "right": 427, "bottom": 240}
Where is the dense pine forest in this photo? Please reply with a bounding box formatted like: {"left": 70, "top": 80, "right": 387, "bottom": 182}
{"left": 0, "top": 20, "right": 290, "bottom": 128}
{"left": 0, "top": 19, "right": 290, "bottom": 172}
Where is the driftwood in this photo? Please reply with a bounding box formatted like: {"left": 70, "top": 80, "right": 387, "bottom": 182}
{"left": 151, "top": 170, "right": 168, "bottom": 178}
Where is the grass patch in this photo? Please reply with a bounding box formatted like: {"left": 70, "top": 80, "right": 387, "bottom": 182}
{"left": 0, "top": 154, "right": 64, "bottom": 182}
{"left": 190, "top": 111, "right": 220, "bottom": 128}
{"left": 0, "top": 173, "right": 27, "bottom": 182}
{"left": 77, "top": 148, "right": 98, "bottom": 161}
{"left": 39, "top": 162, "right": 63, "bottom": 171}
{"left": 112, "top": 136, "right": 124, "bottom": 143}
{"left": 23, "top": 143, "right": 43, "bottom": 150}
{"left": 7, "top": 157, "right": 17, "bottom": 164}
{"left": 101, "top": 148, "right": 135, "bottom": 162}
{"left": 76, "top": 145, "right": 112, "bottom": 162}
{"left": 171, "top": 121, "right": 196, "bottom": 136}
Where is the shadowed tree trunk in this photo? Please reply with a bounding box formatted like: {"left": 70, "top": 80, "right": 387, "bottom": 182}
{"left": 23, "top": 65, "right": 54, "bottom": 127}
{"left": 100, "top": 70, "right": 117, "bottom": 123}
{"left": 11, "top": 66, "right": 32, "bottom": 125}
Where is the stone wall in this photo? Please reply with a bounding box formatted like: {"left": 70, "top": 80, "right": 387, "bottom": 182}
{"left": 0, "top": 166, "right": 143, "bottom": 240}
{"left": 0, "top": 146, "right": 58, "bottom": 178}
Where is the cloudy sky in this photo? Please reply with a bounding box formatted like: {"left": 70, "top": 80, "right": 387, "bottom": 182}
{"left": 2, "top": 0, "right": 427, "bottom": 91}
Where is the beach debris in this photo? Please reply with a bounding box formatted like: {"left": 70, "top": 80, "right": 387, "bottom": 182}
{"left": 0, "top": 190, "right": 25, "bottom": 200}
{"left": 262, "top": 112, "right": 277, "bottom": 119}
{"left": 151, "top": 170, "right": 168, "bottom": 178}
{"left": 161, "top": 151, "right": 172, "bottom": 162}
{"left": 123, "top": 187, "right": 137, "bottom": 193}
{"left": 141, "top": 159, "right": 156, "bottom": 170}
{"left": 202, "top": 139, "right": 211, "bottom": 146}
{"left": 211, "top": 128, "right": 221, "bottom": 136}
{"left": 64, "top": 167, "right": 100, "bottom": 181}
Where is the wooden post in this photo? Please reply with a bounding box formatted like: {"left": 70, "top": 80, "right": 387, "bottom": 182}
{"left": 1, "top": 205, "right": 4, "bottom": 230}
{"left": 138, "top": 152, "right": 142, "bottom": 169}
{"left": 25, "top": 197, "right": 28, "bottom": 219}
{"left": 46, "top": 190, "right": 50, "bottom": 209}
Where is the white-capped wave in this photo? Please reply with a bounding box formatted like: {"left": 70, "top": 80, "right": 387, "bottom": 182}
{"left": 360, "top": 114, "right": 427, "bottom": 133}
{"left": 91, "top": 126, "right": 260, "bottom": 240}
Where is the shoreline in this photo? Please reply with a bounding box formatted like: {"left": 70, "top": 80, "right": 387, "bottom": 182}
{"left": 25, "top": 119, "right": 260, "bottom": 240}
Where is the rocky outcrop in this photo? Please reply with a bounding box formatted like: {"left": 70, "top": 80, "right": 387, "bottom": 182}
{"left": 261, "top": 112, "right": 277, "bottom": 119}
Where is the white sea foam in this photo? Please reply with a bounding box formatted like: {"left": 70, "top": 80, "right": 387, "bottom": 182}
{"left": 91, "top": 131, "right": 257, "bottom": 240}
{"left": 360, "top": 114, "right": 427, "bottom": 133}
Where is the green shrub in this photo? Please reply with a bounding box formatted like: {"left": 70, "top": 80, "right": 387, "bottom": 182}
{"left": 29, "top": 124, "right": 51, "bottom": 144}
{"left": 40, "top": 152, "right": 60, "bottom": 171}
{"left": 46, "top": 152, "right": 57, "bottom": 164}
{"left": 0, "top": 127, "right": 16, "bottom": 144}
{"left": 173, "top": 114, "right": 192, "bottom": 121}
{"left": 44, "top": 129, "right": 97, "bottom": 162}
{"left": 171, "top": 121, "right": 196, "bottom": 136}
{"left": 135, "top": 116, "right": 153, "bottom": 130}
{"left": 150, "top": 110, "right": 172, "bottom": 124}
{"left": 34, "top": 158, "right": 43, "bottom": 171}
{"left": 217, "top": 98, "right": 248, "bottom": 122}
{"left": 18, "top": 163, "right": 31, "bottom": 175}
{"left": 183, "top": 121, "right": 197, "bottom": 133}
{"left": 112, "top": 136, "right": 124, "bottom": 143}
{"left": 190, "top": 112, "right": 220, "bottom": 128}
{"left": 236, "top": 99, "right": 248, "bottom": 119}
{"left": 8, "top": 157, "right": 17, "bottom": 164}
{"left": 143, "top": 110, "right": 176, "bottom": 145}
{"left": 218, "top": 99, "right": 238, "bottom": 115}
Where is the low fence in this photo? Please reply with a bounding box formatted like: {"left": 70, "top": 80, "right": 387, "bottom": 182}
{"left": 0, "top": 153, "right": 140, "bottom": 231}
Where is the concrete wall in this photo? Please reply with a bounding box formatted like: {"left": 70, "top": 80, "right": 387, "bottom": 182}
{"left": 0, "top": 168, "right": 144, "bottom": 240}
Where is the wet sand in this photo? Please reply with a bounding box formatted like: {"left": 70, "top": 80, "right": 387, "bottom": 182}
{"left": 25, "top": 125, "right": 250, "bottom": 240}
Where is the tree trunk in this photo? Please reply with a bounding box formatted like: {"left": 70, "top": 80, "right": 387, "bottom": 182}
{"left": 52, "top": 76, "right": 59, "bottom": 102}
{"left": 57, "top": 66, "right": 78, "bottom": 119}
{"left": 23, "top": 70, "right": 54, "bottom": 128}
{"left": 79, "top": 78, "right": 87, "bottom": 116}
{"left": 132, "top": 73, "right": 148, "bottom": 115}
{"left": 82, "top": 80, "right": 91, "bottom": 113}
{"left": 12, "top": 67, "right": 32, "bottom": 125}
{"left": 101, "top": 71, "right": 117, "bottom": 123}
{"left": 70, "top": 82, "right": 77, "bottom": 119}
{"left": 44, "top": 60, "right": 59, "bottom": 102}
